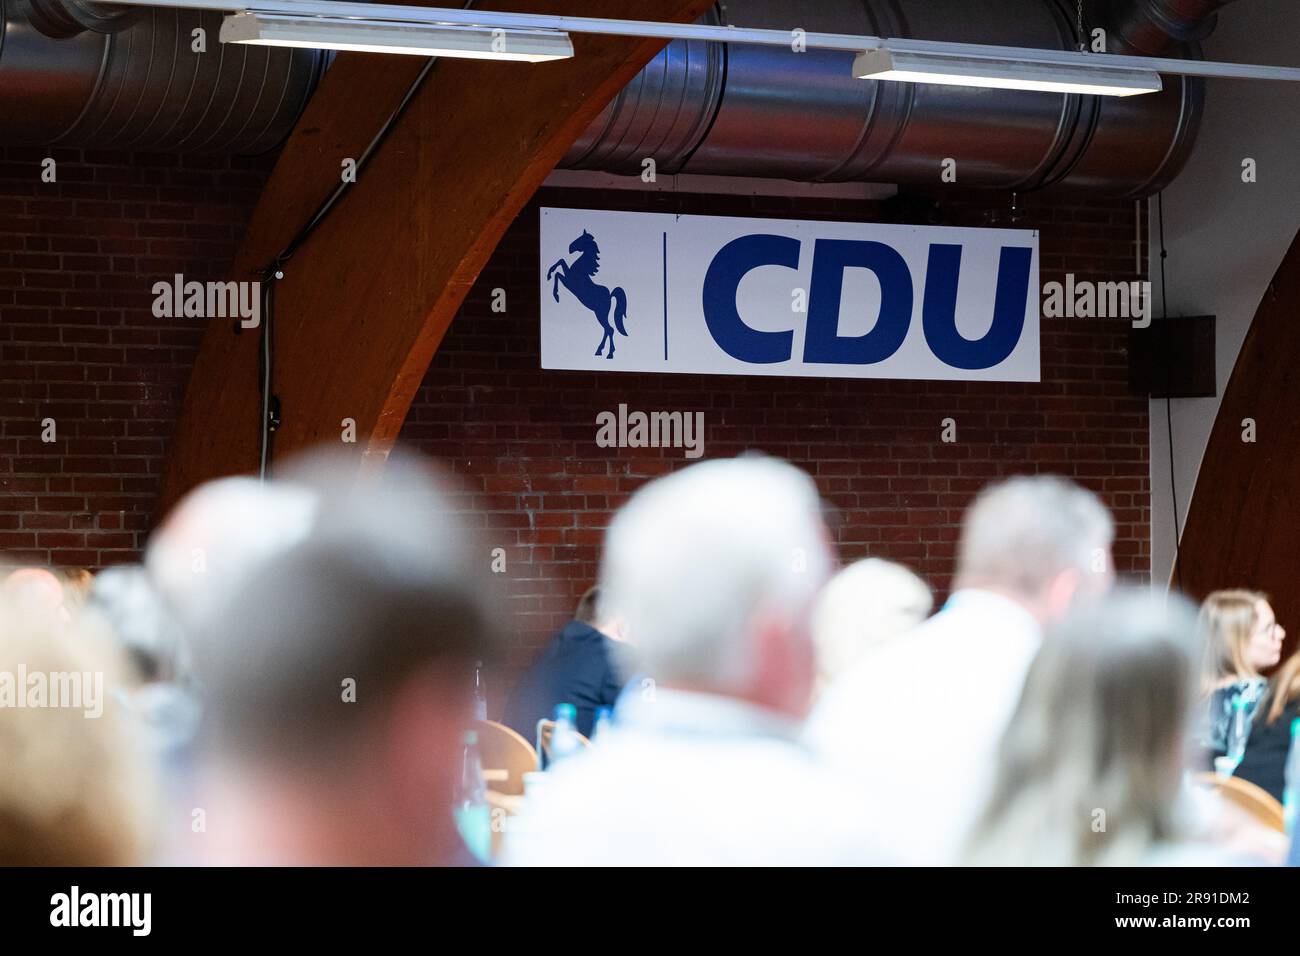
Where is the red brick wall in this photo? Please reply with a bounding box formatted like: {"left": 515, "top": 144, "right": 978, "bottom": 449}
{"left": 400, "top": 186, "right": 1151, "bottom": 676}
{"left": 0, "top": 148, "right": 271, "bottom": 568}
{"left": 0, "top": 150, "right": 1150, "bottom": 688}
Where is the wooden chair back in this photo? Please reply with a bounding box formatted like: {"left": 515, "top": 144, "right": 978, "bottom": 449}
{"left": 473, "top": 719, "right": 537, "bottom": 796}
{"left": 1193, "top": 771, "right": 1287, "bottom": 833}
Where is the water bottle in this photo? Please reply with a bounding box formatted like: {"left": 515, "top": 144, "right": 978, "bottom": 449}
{"left": 453, "top": 730, "right": 492, "bottom": 863}
{"left": 592, "top": 705, "right": 613, "bottom": 742}
{"left": 1284, "top": 718, "right": 1300, "bottom": 836}
{"left": 548, "top": 702, "right": 580, "bottom": 767}
{"left": 471, "top": 660, "right": 488, "bottom": 722}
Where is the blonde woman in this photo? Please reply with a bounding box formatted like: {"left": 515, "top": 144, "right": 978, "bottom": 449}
{"left": 1197, "top": 590, "right": 1285, "bottom": 762}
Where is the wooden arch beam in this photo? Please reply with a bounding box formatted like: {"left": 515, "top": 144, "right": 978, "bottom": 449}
{"left": 160, "top": 0, "right": 716, "bottom": 513}
{"left": 1178, "top": 224, "right": 1300, "bottom": 663}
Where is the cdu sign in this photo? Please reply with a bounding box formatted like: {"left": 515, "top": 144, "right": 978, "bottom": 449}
{"left": 540, "top": 207, "right": 1039, "bottom": 383}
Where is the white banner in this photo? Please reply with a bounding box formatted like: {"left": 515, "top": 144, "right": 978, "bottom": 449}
{"left": 540, "top": 207, "right": 1039, "bottom": 383}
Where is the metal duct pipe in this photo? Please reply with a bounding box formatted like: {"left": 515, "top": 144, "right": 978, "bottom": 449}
{"left": 0, "top": 0, "right": 326, "bottom": 153}
{"left": 25, "top": 0, "right": 138, "bottom": 37}
{"left": 564, "top": 0, "right": 1224, "bottom": 197}
{"left": 0, "top": 0, "right": 1232, "bottom": 187}
{"left": 1104, "top": 0, "right": 1240, "bottom": 55}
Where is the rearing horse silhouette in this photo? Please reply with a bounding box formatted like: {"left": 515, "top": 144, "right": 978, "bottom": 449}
{"left": 546, "top": 229, "right": 628, "bottom": 359}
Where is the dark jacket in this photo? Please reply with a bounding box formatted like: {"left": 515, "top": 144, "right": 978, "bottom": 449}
{"left": 1201, "top": 678, "right": 1269, "bottom": 757}
{"left": 502, "top": 620, "right": 627, "bottom": 741}
{"left": 1235, "top": 699, "right": 1300, "bottom": 803}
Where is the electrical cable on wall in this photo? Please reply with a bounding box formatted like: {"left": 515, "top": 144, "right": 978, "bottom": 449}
{"left": 251, "top": 0, "right": 478, "bottom": 480}
{"left": 1156, "top": 190, "right": 1183, "bottom": 592}
{"left": 253, "top": 53, "right": 437, "bottom": 480}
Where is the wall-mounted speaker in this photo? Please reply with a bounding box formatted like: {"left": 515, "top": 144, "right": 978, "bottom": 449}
{"left": 1128, "top": 314, "right": 1216, "bottom": 398}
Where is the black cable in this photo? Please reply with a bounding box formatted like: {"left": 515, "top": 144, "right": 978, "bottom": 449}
{"left": 255, "top": 54, "right": 438, "bottom": 480}
{"left": 1157, "top": 191, "right": 1183, "bottom": 592}
{"left": 273, "top": 55, "right": 439, "bottom": 273}
{"left": 255, "top": 0, "right": 478, "bottom": 480}
{"left": 258, "top": 277, "right": 277, "bottom": 480}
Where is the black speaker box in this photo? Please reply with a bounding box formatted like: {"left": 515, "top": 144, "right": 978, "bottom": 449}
{"left": 1128, "top": 314, "right": 1216, "bottom": 398}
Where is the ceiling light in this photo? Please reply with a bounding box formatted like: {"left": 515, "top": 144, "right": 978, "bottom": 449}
{"left": 219, "top": 12, "right": 575, "bottom": 62}
{"left": 853, "top": 48, "right": 1162, "bottom": 97}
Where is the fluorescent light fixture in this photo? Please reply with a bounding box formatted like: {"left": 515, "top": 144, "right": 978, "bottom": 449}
{"left": 219, "top": 12, "right": 574, "bottom": 62}
{"left": 853, "top": 48, "right": 1162, "bottom": 97}
{"left": 95, "top": 2, "right": 1300, "bottom": 84}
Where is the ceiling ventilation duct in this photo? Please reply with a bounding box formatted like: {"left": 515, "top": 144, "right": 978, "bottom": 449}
{"left": 0, "top": 0, "right": 1241, "bottom": 194}
{"left": 0, "top": 0, "right": 326, "bottom": 152}
{"left": 23, "top": 0, "right": 138, "bottom": 36}
{"left": 564, "top": 0, "right": 1240, "bottom": 197}
{"left": 1103, "top": 0, "right": 1238, "bottom": 55}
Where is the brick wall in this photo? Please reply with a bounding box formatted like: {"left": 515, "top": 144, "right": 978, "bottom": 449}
{"left": 0, "top": 148, "right": 271, "bottom": 568}
{"left": 0, "top": 149, "right": 1150, "bottom": 691}
{"left": 400, "top": 186, "right": 1151, "bottom": 678}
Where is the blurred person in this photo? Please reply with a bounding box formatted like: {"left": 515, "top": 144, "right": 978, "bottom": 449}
{"left": 61, "top": 568, "right": 94, "bottom": 612}
{"left": 143, "top": 474, "right": 324, "bottom": 860}
{"left": 175, "top": 449, "right": 502, "bottom": 866}
{"left": 502, "top": 585, "right": 631, "bottom": 740}
{"left": 146, "top": 475, "right": 320, "bottom": 631}
{"left": 86, "top": 565, "right": 201, "bottom": 765}
{"left": 506, "top": 456, "right": 898, "bottom": 866}
{"left": 2, "top": 567, "right": 71, "bottom": 625}
{"left": 810, "top": 557, "right": 932, "bottom": 696}
{"left": 0, "top": 594, "right": 157, "bottom": 865}
{"left": 966, "top": 590, "right": 1240, "bottom": 866}
{"left": 1197, "top": 590, "right": 1284, "bottom": 763}
{"left": 1234, "top": 649, "right": 1300, "bottom": 803}
{"left": 807, "top": 475, "right": 1115, "bottom": 864}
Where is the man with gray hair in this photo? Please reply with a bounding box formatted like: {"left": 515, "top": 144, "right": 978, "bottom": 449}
{"left": 506, "top": 455, "right": 896, "bottom": 865}
{"left": 165, "top": 450, "right": 501, "bottom": 866}
{"left": 806, "top": 474, "right": 1115, "bottom": 865}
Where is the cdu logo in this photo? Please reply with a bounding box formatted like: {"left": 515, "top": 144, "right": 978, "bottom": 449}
{"left": 702, "top": 236, "right": 1033, "bottom": 370}
{"left": 545, "top": 229, "right": 630, "bottom": 360}
{"left": 539, "top": 208, "right": 1039, "bottom": 383}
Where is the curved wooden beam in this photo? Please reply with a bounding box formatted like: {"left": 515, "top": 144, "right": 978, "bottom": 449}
{"left": 1178, "top": 224, "right": 1300, "bottom": 662}
{"left": 160, "top": 0, "right": 716, "bottom": 513}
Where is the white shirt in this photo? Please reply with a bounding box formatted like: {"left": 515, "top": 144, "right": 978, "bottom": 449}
{"left": 504, "top": 688, "right": 898, "bottom": 866}
{"left": 804, "top": 589, "right": 1041, "bottom": 865}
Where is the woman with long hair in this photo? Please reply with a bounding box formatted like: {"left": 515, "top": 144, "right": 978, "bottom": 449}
{"left": 1197, "top": 590, "right": 1285, "bottom": 762}
{"left": 965, "top": 590, "right": 1213, "bottom": 866}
